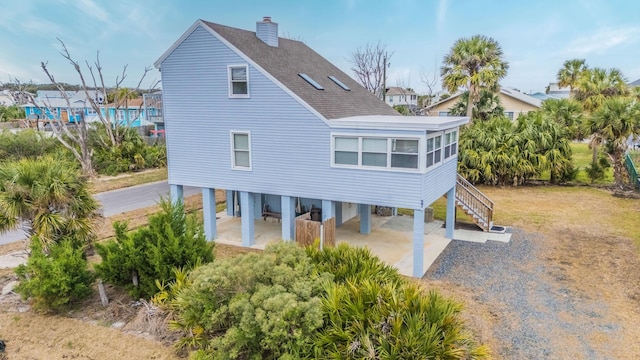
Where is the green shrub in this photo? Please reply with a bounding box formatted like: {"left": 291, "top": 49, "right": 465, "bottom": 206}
{"left": 0, "top": 129, "right": 62, "bottom": 161}
{"left": 305, "top": 242, "right": 402, "bottom": 285}
{"left": 95, "top": 200, "right": 213, "bottom": 299}
{"left": 15, "top": 239, "right": 94, "bottom": 312}
{"left": 315, "top": 280, "right": 489, "bottom": 359}
{"left": 89, "top": 124, "right": 166, "bottom": 175}
{"left": 171, "top": 242, "right": 331, "bottom": 359}
{"left": 308, "top": 243, "right": 487, "bottom": 359}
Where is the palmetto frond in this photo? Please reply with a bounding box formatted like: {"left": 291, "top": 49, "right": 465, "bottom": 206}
{"left": 0, "top": 156, "right": 99, "bottom": 250}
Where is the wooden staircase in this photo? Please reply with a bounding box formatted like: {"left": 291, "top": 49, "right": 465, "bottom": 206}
{"left": 455, "top": 174, "right": 494, "bottom": 231}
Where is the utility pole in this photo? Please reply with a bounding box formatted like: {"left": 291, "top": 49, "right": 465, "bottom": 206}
{"left": 382, "top": 55, "right": 387, "bottom": 102}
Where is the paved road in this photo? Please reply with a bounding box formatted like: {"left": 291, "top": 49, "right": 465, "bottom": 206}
{"left": 0, "top": 181, "right": 201, "bottom": 245}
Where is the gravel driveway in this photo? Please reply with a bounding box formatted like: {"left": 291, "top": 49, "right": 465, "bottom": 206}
{"left": 425, "top": 228, "right": 623, "bottom": 360}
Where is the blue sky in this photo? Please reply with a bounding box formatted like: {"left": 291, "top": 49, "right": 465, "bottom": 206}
{"left": 1, "top": 0, "right": 639, "bottom": 94}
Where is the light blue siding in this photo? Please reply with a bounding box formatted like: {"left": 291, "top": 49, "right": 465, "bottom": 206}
{"left": 422, "top": 159, "right": 457, "bottom": 207}
{"left": 161, "top": 25, "right": 457, "bottom": 210}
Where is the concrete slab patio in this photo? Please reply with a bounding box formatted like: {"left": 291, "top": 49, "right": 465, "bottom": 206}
{"left": 212, "top": 211, "right": 512, "bottom": 277}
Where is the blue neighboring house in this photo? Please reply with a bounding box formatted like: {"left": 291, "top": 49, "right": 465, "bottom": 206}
{"left": 23, "top": 90, "right": 104, "bottom": 123}
{"left": 23, "top": 90, "right": 157, "bottom": 129}
{"left": 100, "top": 97, "right": 154, "bottom": 128}
{"left": 155, "top": 17, "right": 471, "bottom": 277}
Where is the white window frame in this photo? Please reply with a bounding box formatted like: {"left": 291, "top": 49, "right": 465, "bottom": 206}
{"left": 426, "top": 133, "right": 443, "bottom": 169}
{"left": 331, "top": 134, "right": 422, "bottom": 173}
{"left": 443, "top": 129, "right": 458, "bottom": 161}
{"left": 334, "top": 136, "right": 359, "bottom": 166}
{"left": 228, "top": 64, "right": 250, "bottom": 98}
{"left": 230, "top": 131, "right": 252, "bottom": 171}
{"left": 362, "top": 137, "right": 389, "bottom": 168}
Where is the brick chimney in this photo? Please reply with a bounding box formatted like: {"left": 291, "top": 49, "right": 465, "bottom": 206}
{"left": 256, "top": 16, "right": 278, "bottom": 47}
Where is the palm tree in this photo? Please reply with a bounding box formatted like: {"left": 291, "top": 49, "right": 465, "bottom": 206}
{"left": 517, "top": 111, "right": 573, "bottom": 184}
{"left": 441, "top": 35, "right": 509, "bottom": 121}
{"left": 574, "top": 67, "right": 629, "bottom": 164}
{"left": 557, "top": 59, "right": 587, "bottom": 97}
{"left": 574, "top": 68, "right": 628, "bottom": 113}
{"left": 0, "top": 157, "right": 99, "bottom": 250}
{"left": 449, "top": 90, "right": 505, "bottom": 121}
{"left": 540, "top": 98, "right": 584, "bottom": 140}
{"left": 587, "top": 97, "right": 640, "bottom": 188}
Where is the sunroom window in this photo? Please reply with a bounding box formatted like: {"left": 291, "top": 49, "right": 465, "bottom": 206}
{"left": 427, "top": 135, "right": 442, "bottom": 168}
{"left": 444, "top": 130, "right": 458, "bottom": 159}
{"left": 362, "top": 138, "right": 387, "bottom": 167}
{"left": 334, "top": 137, "right": 358, "bottom": 165}
{"left": 391, "top": 139, "right": 418, "bottom": 169}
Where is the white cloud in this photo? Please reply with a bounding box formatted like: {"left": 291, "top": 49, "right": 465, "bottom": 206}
{"left": 564, "top": 27, "right": 640, "bottom": 56}
{"left": 437, "top": 0, "right": 448, "bottom": 34}
{"left": 21, "top": 18, "right": 66, "bottom": 36}
{"left": 0, "top": 57, "right": 43, "bottom": 83}
{"left": 75, "top": 0, "right": 110, "bottom": 24}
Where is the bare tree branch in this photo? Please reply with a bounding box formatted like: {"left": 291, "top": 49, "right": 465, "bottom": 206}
{"left": 349, "top": 42, "right": 393, "bottom": 99}
{"left": 15, "top": 38, "right": 159, "bottom": 176}
{"left": 419, "top": 59, "right": 440, "bottom": 111}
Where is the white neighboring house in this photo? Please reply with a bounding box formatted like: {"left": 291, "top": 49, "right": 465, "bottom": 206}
{"left": 0, "top": 90, "right": 15, "bottom": 106}
{"left": 385, "top": 87, "right": 418, "bottom": 108}
{"left": 545, "top": 82, "right": 570, "bottom": 99}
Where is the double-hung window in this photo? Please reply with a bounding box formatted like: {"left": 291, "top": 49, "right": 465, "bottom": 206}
{"left": 334, "top": 137, "right": 358, "bottom": 165}
{"left": 391, "top": 139, "right": 418, "bottom": 169}
{"left": 426, "top": 135, "right": 442, "bottom": 168}
{"left": 362, "top": 138, "right": 387, "bottom": 167}
{"left": 444, "top": 130, "right": 458, "bottom": 159}
{"left": 231, "top": 132, "right": 251, "bottom": 169}
{"left": 228, "top": 65, "right": 249, "bottom": 97}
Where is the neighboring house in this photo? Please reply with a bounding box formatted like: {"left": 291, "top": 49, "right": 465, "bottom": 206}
{"left": 427, "top": 86, "right": 542, "bottom": 120}
{"left": 101, "top": 97, "right": 153, "bottom": 128}
{"left": 529, "top": 92, "right": 560, "bottom": 101}
{"left": 385, "top": 86, "right": 418, "bottom": 108}
{"left": 22, "top": 90, "right": 104, "bottom": 123}
{"left": 143, "top": 91, "right": 164, "bottom": 130}
{"left": 156, "top": 17, "right": 470, "bottom": 277}
{"left": 545, "top": 82, "right": 570, "bottom": 99}
{"left": 0, "top": 90, "right": 15, "bottom": 106}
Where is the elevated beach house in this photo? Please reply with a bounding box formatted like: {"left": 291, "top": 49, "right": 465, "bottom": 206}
{"left": 155, "top": 17, "right": 470, "bottom": 277}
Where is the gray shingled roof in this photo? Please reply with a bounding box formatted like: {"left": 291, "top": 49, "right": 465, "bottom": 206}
{"left": 202, "top": 21, "right": 398, "bottom": 120}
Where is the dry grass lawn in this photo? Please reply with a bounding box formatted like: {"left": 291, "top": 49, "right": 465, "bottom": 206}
{"left": 88, "top": 168, "right": 168, "bottom": 194}
{"left": 1, "top": 183, "right": 639, "bottom": 359}
{"left": 424, "top": 184, "right": 640, "bottom": 359}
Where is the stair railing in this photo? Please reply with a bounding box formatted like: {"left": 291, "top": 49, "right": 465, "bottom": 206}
{"left": 455, "top": 174, "right": 494, "bottom": 231}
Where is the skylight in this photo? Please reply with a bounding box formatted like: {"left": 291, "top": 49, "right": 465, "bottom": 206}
{"left": 298, "top": 73, "right": 324, "bottom": 90}
{"left": 328, "top": 76, "right": 351, "bottom": 91}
